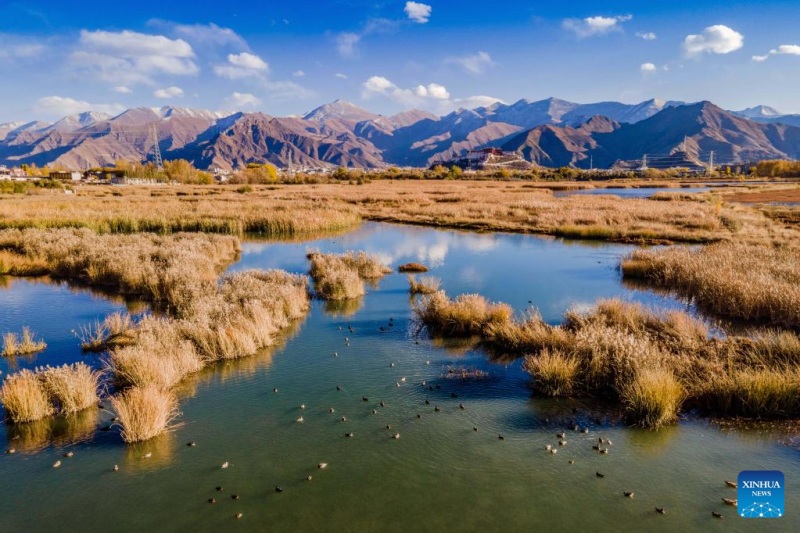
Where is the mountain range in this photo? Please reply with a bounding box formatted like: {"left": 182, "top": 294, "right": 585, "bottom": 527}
{"left": 2, "top": 98, "right": 799, "bottom": 170}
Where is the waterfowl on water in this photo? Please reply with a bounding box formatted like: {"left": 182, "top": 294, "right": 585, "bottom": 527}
{"left": 592, "top": 444, "right": 601, "bottom": 451}
{"left": 232, "top": 494, "right": 240, "bottom": 500}
{"left": 596, "top": 472, "right": 605, "bottom": 478}
{"left": 623, "top": 492, "right": 634, "bottom": 499}
{"left": 473, "top": 427, "right": 478, "bottom": 432}
{"left": 389, "top": 363, "right": 395, "bottom": 367}
{"left": 341, "top": 416, "right": 347, "bottom": 422}
{"left": 334, "top": 352, "right": 338, "bottom": 357}
{"left": 498, "top": 435, "right": 505, "bottom": 440}
{"left": 600, "top": 448, "right": 609, "bottom": 454}
{"left": 725, "top": 481, "right": 737, "bottom": 488}
{"left": 336, "top": 386, "right": 342, "bottom": 391}
{"left": 549, "top": 448, "right": 558, "bottom": 454}
{"left": 450, "top": 392, "right": 457, "bottom": 398}
{"left": 459, "top": 403, "right": 465, "bottom": 410}
{"left": 113, "top": 465, "right": 119, "bottom": 472}
{"left": 5, "top": 449, "right": 15, "bottom": 454}
{"left": 208, "top": 498, "right": 217, "bottom": 504}
{"left": 386, "top": 424, "right": 392, "bottom": 430}
{"left": 300, "top": 404, "right": 306, "bottom": 410}
{"left": 142, "top": 452, "right": 152, "bottom": 459}
{"left": 235, "top": 513, "right": 243, "bottom": 519}
{"left": 318, "top": 463, "right": 328, "bottom": 469}
{"left": 559, "top": 440, "right": 567, "bottom": 446}
{"left": 371, "top": 409, "right": 377, "bottom": 415}
{"left": 392, "top": 433, "right": 400, "bottom": 440}
{"left": 53, "top": 460, "right": 62, "bottom": 468}
{"left": 712, "top": 511, "right": 723, "bottom": 519}
{"left": 362, "top": 396, "right": 369, "bottom": 402}
{"left": 329, "top": 407, "right": 335, "bottom": 413}
{"left": 401, "top": 377, "right": 407, "bottom": 383}
{"left": 655, "top": 508, "right": 666, "bottom": 514}
{"left": 187, "top": 441, "right": 196, "bottom": 447}
{"left": 434, "top": 406, "right": 441, "bottom": 412}
{"left": 380, "top": 401, "right": 386, "bottom": 407}
{"left": 424, "top": 399, "right": 430, "bottom": 405}
{"left": 275, "top": 486, "right": 283, "bottom": 493}
{"left": 221, "top": 462, "right": 230, "bottom": 469}
{"left": 417, "top": 414, "right": 422, "bottom": 419}
{"left": 557, "top": 433, "right": 565, "bottom": 439}
{"left": 297, "top": 417, "right": 304, "bottom": 423}
{"left": 722, "top": 498, "right": 737, "bottom": 506}
{"left": 545, "top": 445, "right": 552, "bottom": 451}
{"left": 582, "top": 428, "right": 589, "bottom": 434}
{"left": 273, "top": 388, "right": 279, "bottom": 393}
{"left": 573, "top": 425, "right": 580, "bottom": 432}
{"left": 216, "top": 486, "right": 224, "bottom": 492}
{"left": 306, "top": 475, "right": 313, "bottom": 481}
{"left": 64, "top": 451, "right": 74, "bottom": 458}
{"left": 348, "top": 326, "right": 354, "bottom": 333}
{"left": 345, "top": 432, "right": 354, "bottom": 438}
{"left": 568, "top": 460, "right": 575, "bottom": 464}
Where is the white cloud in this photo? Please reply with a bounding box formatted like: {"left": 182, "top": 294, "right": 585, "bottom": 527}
{"left": 34, "top": 96, "right": 124, "bottom": 117}
{"left": 447, "top": 51, "right": 494, "bottom": 74}
{"left": 362, "top": 75, "right": 501, "bottom": 112}
{"left": 335, "top": 73, "right": 348, "bottom": 79}
{"left": 72, "top": 29, "right": 198, "bottom": 85}
{"left": 751, "top": 44, "right": 800, "bottom": 62}
{"left": 0, "top": 35, "right": 46, "bottom": 61}
{"left": 263, "top": 80, "right": 314, "bottom": 101}
{"left": 640, "top": 62, "right": 657, "bottom": 73}
{"left": 563, "top": 15, "right": 632, "bottom": 38}
{"left": 225, "top": 92, "right": 261, "bottom": 109}
{"left": 293, "top": 70, "right": 305, "bottom": 77}
{"left": 414, "top": 83, "right": 450, "bottom": 100}
{"left": 112, "top": 86, "right": 133, "bottom": 94}
{"left": 213, "top": 52, "right": 269, "bottom": 80}
{"left": 171, "top": 22, "right": 248, "bottom": 49}
{"left": 153, "top": 86, "right": 184, "bottom": 98}
{"left": 404, "top": 2, "right": 432, "bottom": 24}
{"left": 336, "top": 32, "right": 361, "bottom": 57}
{"left": 636, "top": 32, "right": 657, "bottom": 41}
{"left": 683, "top": 25, "right": 743, "bottom": 56}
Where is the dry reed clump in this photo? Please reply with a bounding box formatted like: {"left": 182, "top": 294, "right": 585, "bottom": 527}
{"left": 308, "top": 251, "right": 389, "bottom": 300}
{"left": 0, "top": 250, "right": 49, "bottom": 276}
{"left": 398, "top": 262, "right": 429, "bottom": 273}
{"left": 408, "top": 275, "right": 441, "bottom": 295}
{"left": 621, "top": 242, "right": 800, "bottom": 329}
{"left": 40, "top": 363, "right": 101, "bottom": 415}
{"left": 523, "top": 349, "right": 579, "bottom": 396}
{"left": 620, "top": 367, "right": 685, "bottom": 429}
{"left": 414, "top": 291, "right": 513, "bottom": 337}
{"left": 0, "top": 369, "right": 54, "bottom": 422}
{"left": 699, "top": 369, "right": 800, "bottom": 418}
{"left": 79, "top": 312, "right": 137, "bottom": 352}
{"left": 110, "top": 386, "right": 179, "bottom": 443}
{"left": 485, "top": 311, "right": 571, "bottom": 353}
{"left": 0, "top": 228, "right": 241, "bottom": 314}
{"left": 2, "top": 327, "right": 47, "bottom": 357}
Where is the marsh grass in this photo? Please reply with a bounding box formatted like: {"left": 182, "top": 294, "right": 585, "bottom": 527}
{"left": 408, "top": 275, "right": 441, "bottom": 295}
{"left": 308, "top": 251, "right": 389, "bottom": 300}
{"left": 79, "top": 312, "right": 136, "bottom": 352}
{"left": 2, "top": 327, "right": 47, "bottom": 357}
{"left": 41, "top": 363, "right": 101, "bottom": 415}
{"left": 622, "top": 243, "right": 800, "bottom": 329}
{"left": 414, "top": 291, "right": 512, "bottom": 337}
{"left": 0, "top": 369, "right": 54, "bottom": 422}
{"left": 398, "top": 262, "right": 429, "bottom": 273}
{"left": 524, "top": 349, "right": 579, "bottom": 396}
{"left": 620, "top": 367, "right": 685, "bottom": 429}
{"left": 110, "top": 386, "right": 180, "bottom": 443}
{"left": 417, "top": 292, "right": 800, "bottom": 426}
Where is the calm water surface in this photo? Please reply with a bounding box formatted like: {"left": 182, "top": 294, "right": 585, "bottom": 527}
{"left": 554, "top": 187, "right": 711, "bottom": 199}
{"left": 0, "top": 223, "right": 797, "bottom": 532}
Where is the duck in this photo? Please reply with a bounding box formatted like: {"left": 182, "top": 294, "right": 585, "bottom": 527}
{"left": 401, "top": 377, "right": 407, "bottom": 383}
{"left": 275, "top": 486, "right": 284, "bottom": 493}
{"left": 722, "top": 498, "right": 737, "bottom": 506}
{"left": 186, "top": 441, "right": 197, "bottom": 447}
{"left": 389, "top": 363, "right": 395, "bottom": 367}
{"left": 235, "top": 513, "right": 243, "bottom": 519}
{"left": 623, "top": 492, "right": 634, "bottom": 499}
{"left": 434, "top": 406, "right": 441, "bottom": 412}
{"left": 380, "top": 401, "right": 386, "bottom": 407}
{"left": 549, "top": 448, "right": 558, "bottom": 454}
{"left": 297, "top": 416, "right": 304, "bottom": 423}
{"left": 221, "top": 461, "right": 230, "bottom": 469}
{"left": 424, "top": 399, "right": 430, "bottom": 405}
{"left": 341, "top": 416, "right": 347, "bottom": 422}
{"left": 545, "top": 444, "right": 552, "bottom": 451}
{"left": 568, "top": 460, "right": 575, "bottom": 465}
{"left": 725, "top": 480, "right": 737, "bottom": 488}
{"left": 417, "top": 414, "right": 422, "bottom": 419}
{"left": 473, "top": 427, "right": 478, "bottom": 432}
{"left": 573, "top": 425, "right": 580, "bottom": 431}
{"left": 208, "top": 498, "right": 217, "bottom": 504}
{"left": 64, "top": 451, "right": 74, "bottom": 458}
{"left": 333, "top": 352, "right": 338, "bottom": 358}
{"left": 592, "top": 444, "right": 601, "bottom": 451}
{"left": 232, "top": 494, "right": 240, "bottom": 500}
{"left": 300, "top": 404, "right": 306, "bottom": 410}
{"left": 371, "top": 409, "right": 377, "bottom": 415}
{"left": 459, "top": 403, "right": 465, "bottom": 410}
{"left": 582, "top": 428, "right": 589, "bottom": 434}
{"left": 600, "top": 448, "right": 609, "bottom": 454}
{"left": 329, "top": 407, "right": 335, "bottom": 413}
{"left": 318, "top": 463, "right": 328, "bottom": 469}
{"left": 142, "top": 452, "right": 152, "bottom": 459}
{"left": 712, "top": 511, "right": 723, "bottom": 519}
{"left": 498, "top": 435, "right": 505, "bottom": 440}
{"left": 5, "top": 448, "right": 15, "bottom": 455}
{"left": 559, "top": 440, "right": 567, "bottom": 446}
{"left": 216, "top": 486, "right": 224, "bottom": 492}
{"left": 596, "top": 472, "right": 605, "bottom": 478}
{"left": 557, "top": 432, "right": 565, "bottom": 439}
{"left": 655, "top": 508, "right": 666, "bottom": 514}
{"left": 53, "top": 460, "right": 62, "bottom": 468}
{"left": 386, "top": 424, "right": 392, "bottom": 430}
{"left": 273, "top": 388, "right": 279, "bottom": 393}
{"left": 345, "top": 432, "right": 354, "bottom": 438}
{"left": 362, "top": 396, "right": 369, "bottom": 402}
{"left": 336, "top": 385, "right": 342, "bottom": 391}
{"left": 113, "top": 465, "right": 119, "bottom": 472}
{"left": 392, "top": 433, "right": 400, "bottom": 440}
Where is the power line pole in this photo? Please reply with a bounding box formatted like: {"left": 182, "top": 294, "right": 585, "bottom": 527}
{"left": 590, "top": 155, "right": 593, "bottom": 170}
{"left": 640, "top": 154, "right": 648, "bottom": 171}
{"left": 151, "top": 124, "right": 163, "bottom": 170}
{"left": 708, "top": 150, "right": 715, "bottom": 173}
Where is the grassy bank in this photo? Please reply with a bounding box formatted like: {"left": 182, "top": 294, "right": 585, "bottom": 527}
{"left": 415, "top": 293, "right": 800, "bottom": 428}
{"left": 621, "top": 242, "right": 800, "bottom": 329}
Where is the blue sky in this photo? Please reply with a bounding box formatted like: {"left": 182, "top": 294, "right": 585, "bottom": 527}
{"left": 1, "top": 0, "right": 800, "bottom": 122}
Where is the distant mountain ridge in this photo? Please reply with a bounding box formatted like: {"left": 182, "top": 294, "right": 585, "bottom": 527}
{"left": 1, "top": 98, "right": 799, "bottom": 170}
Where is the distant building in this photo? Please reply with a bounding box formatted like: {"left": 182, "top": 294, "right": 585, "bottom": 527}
{"left": 438, "top": 148, "right": 532, "bottom": 171}
{"left": 49, "top": 171, "right": 83, "bottom": 181}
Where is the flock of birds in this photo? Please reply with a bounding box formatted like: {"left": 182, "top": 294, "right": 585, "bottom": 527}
{"left": 3, "top": 314, "right": 743, "bottom": 523}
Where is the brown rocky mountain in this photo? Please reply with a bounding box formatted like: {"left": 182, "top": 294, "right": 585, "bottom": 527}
{"left": 2, "top": 100, "right": 799, "bottom": 170}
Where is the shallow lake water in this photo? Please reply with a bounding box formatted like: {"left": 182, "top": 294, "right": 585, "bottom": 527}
{"left": 554, "top": 186, "right": 711, "bottom": 199}
{"left": 1, "top": 222, "right": 798, "bottom": 532}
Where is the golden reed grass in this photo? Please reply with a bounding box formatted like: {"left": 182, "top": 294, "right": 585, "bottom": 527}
{"left": 415, "top": 293, "right": 800, "bottom": 428}
{"left": 622, "top": 242, "right": 800, "bottom": 329}
{"left": 110, "top": 386, "right": 180, "bottom": 443}
{"left": 1, "top": 363, "right": 100, "bottom": 422}
{"left": 408, "top": 275, "right": 441, "bottom": 295}
{"left": 308, "top": 251, "right": 390, "bottom": 300}
{"left": 2, "top": 327, "right": 47, "bottom": 357}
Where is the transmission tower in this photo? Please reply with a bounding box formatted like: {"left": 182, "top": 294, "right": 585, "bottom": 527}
{"left": 150, "top": 124, "right": 163, "bottom": 170}
{"left": 640, "top": 154, "right": 648, "bottom": 171}
{"left": 708, "top": 151, "right": 715, "bottom": 173}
